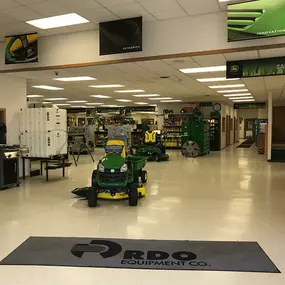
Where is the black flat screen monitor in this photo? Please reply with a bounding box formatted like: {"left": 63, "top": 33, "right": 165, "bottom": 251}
{"left": 99, "top": 17, "right": 142, "bottom": 56}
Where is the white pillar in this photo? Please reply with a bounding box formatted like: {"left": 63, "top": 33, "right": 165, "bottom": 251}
{"left": 267, "top": 91, "right": 273, "bottom": 161}
{"left": 0, "top": 74, "right": 27, "bottom": 145}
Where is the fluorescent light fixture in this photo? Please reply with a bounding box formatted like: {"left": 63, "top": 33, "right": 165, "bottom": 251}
{"left": 135, "top": 102, "right": 148, "bottom": 105}
{"left": 209, "top": 84, "right": 245, "bottom": 89}
{"left": 42, "top": 102, "right": 52, "bottom": 104}
{"left": 223, "top": 93, "right": 252, "bottom": 97}
{"left": 45, "top": 98, "right": 68, "bottom": 101}
{"left": 115, "top": 90, "right": 145, "bottom": 93}
{"left": 54, "top": 103, "right": 70, "bottom": 106}
{"left": 67, "top": 100, "right": 88, "bottom": 103}
{"left": 33, "top": 85, "right": 64, "bottom": 90}
{"left": 90, "top": 95, "right": 111, "bottom": 98}
{"left": 133, "top": 94, "right": 160, "bottom": 97}
{"left": 217, "top": 89, "right": 249, "bottom": 93}
{"left": 161, "top": 100, "right": 182, "bottom": 103}
{"left": 116, "top": 99, "right": 132, "bottom": 102}
{"left": 149, "top": 97, "right": 172, "bottom": 100}
{"left": 54, "top": 76, "right": 96, "bottom": 82}
{"left": 228, "top": 96, "right": 254, "bottom": 100}
{"left": 197, "top": 77, "right": 240, "bottom": 83}
{"left": 86, "top": 103, "right": 104, "bottom": 105}
{"left": 180, "top": 66, "right": 226, "bottom": 74}
{"left": 70, "top": 106, "right": 86, "bottom": 108}
{"left": 104, "top": 105, "right": 120, "bottom": 107}
{"left": 27, "top": 95, "right": 44, "bottom": 98}
{"left": 26, "top": 13, "right": 89, "bottom": 30}
{"left": 233, "top": 99, "right": 255, "bottom": 102}
{"left": 89, "top": 85, "right": 125, "bottom": 88}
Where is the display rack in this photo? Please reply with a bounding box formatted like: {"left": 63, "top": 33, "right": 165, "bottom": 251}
{"left": 95, "top": 131, "right": 108, "bottom": 147}
{"left": 163, "top": 114, "right": 183, "bottom": 149}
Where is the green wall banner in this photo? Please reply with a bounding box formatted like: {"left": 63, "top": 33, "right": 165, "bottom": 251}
{"left": 227, "top": 56, "right": 285, "bottom": 78}
{"left": 228, "top": 0, "right": 285, "bottom": 42}
{"left": 234, "top": 103, "right": 266, "bottom": 110}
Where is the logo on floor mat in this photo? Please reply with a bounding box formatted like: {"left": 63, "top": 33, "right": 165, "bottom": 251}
{"left": 71, "top": 240, "right": 122, "bottom": 258}
{"left": 71, "top": 239, "right": 208, "bottom": 268}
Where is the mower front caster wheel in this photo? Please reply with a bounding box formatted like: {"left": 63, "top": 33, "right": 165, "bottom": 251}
{"left": 129, "top": 186, "right": 138, "bottom": 207}
{"left": 87, "top": 188, "right": 98, "bottom": 208}
{"left": 141, "top": 170, "right": 148, "bottom": 183}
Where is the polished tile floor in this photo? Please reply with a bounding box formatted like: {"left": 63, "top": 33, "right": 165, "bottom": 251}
{"left": 1, "top": 146, "right": 285, "bottom": 284}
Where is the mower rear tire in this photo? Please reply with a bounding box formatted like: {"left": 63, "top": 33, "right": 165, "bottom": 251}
{"left": 141, "top": 170, "right": 148, "bottom": 183}
{"left": 87, "top": 188, "right": 98, "bottom": 208}
{"left": 92, "top": 170, "right": 97, "bottom": 187}
{"left": 129, "top": 186, "right": 138, "bottom": 206}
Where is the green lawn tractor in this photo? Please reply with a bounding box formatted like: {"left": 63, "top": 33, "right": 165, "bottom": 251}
{"left": 72, "top": 139, "right": 148, "bottom": 207}
{"left": 136, "top": 130, "right": 169, "bottom": 162}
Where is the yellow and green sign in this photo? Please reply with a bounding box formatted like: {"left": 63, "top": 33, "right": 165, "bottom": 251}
{"left": 227, "top": 57, "right": 285, "bottom": 78}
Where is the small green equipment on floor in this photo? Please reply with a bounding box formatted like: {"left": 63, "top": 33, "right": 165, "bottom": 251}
{"left": 72, "top": 127, "right": 148, "bottom": 207}
{"left": 136, "top": 130, "right": 169, "bottom": 162}
{"left": 181, "top": 109, "right": 210, "bottom": 158}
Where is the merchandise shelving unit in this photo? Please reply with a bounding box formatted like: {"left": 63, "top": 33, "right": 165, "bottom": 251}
{"left": 163, "top": 114, "right": 183, "bottom": 149}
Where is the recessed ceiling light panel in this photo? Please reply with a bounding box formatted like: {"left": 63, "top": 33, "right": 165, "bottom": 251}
{"left": 67, "top": 100, "right": 88, "bottom": 103}
{"left": 217, "top": 89, "right": 249, "bottom": 93}
{"left": 90, "top": 95, "right": 111, "bottom": 98}
{"left": 149, "top": 97, "right": 172, "bottom": 100}
{"left": 223, "top": 93, "right": 252, "bottom": 97}
{"left": 209, "top": 84, "right": 245, "bottom": 89}
{"left": 27, "top": 95, "right": 44, "bottom": 98}
{"left": 233, "top": 99, "right": 255, "bottom": 102}
{"left": 197, "top": 77, "right": 240, "bottom": 82}
{"left": 45, "top": 98, "right": 68, "bottom": 101}
{"left": 33, "top": 85, "right": 64, "bottom": 90}
{"left": 180, "top": 66, "right": 226, "bottom": 74}
{"left": 26, "top": 13, "right": 89, "bottom": 30}
{"left": 228, "top": 96, "right": 254, "bottom": 100}
{"left": 54, "top": 76, "right": 96, "bottom": 82}
{"left": 133, "top": 94, "right": 160, "bottom": 97}
{"left": 89, "top": 85, "right": 125, "bottom": 88}
{"left": 135, "top": 102, "right": 148, "bottom": 105}
{"left": 115, "top": 90, "right": 145, "bottom": 93}
{"left": 160, "top": 100, "right": 182, "bottom": 103}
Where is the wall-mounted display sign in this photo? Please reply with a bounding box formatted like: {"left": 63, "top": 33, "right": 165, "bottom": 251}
{"left": 5, "top": 33, "right": 38, "bottom": 65}
{"left": 227, "top": 56, "right": 285, "bottom": 78}
{"left": 100, "top": 17, "right": 142, "bottom": 56}
{"left": 228, "top": 0, "right": 285, "bottom": 42}
{"left": 234, "top": 102, "right": 266, "bottom": 109}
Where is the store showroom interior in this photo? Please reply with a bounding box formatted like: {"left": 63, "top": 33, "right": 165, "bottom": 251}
{"left": 2, "top": 0, "right": 285, "bottom": 284}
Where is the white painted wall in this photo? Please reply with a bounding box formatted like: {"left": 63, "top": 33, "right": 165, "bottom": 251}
{"left": 1, "top": 12, "right": 285, "bottom": 70}
{"left": 0, "top": 75, "right": 27, "bottom": 144}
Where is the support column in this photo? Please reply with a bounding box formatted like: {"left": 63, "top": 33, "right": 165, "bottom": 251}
{"left": 267, "top": 91, "right": 273, "bottom": 161}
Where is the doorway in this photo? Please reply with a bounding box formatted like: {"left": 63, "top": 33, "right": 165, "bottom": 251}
{"left": 0, "top": 108, "right": 7, "bottom": 144}
{"left": 244, "top": 118, "right": 257, "bottom": 141}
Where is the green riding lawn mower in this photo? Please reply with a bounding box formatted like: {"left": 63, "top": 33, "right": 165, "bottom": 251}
{"left": 136, "top": 130, "right": 169, "bottom": 162}
{"left": 72, "top": 127, "right": 148, "bottom": 207}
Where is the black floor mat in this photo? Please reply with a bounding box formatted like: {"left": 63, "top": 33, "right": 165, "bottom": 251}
{"left": 0, "top": 237, "right": 280, "bottom": 273}
{"left": 237, "top": 139, "right": 255, "bottom": 148}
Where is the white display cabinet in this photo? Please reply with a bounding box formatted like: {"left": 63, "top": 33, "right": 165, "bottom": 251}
{"left": 20, "top": 107, "right": 67, "bottom": 158}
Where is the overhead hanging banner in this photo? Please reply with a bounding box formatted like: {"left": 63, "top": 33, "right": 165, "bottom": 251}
{"left": 227, "top": 56, "right": 285, "bottom": 78}
{"left": 228, "top": 0, "right": 285, "bottom": 42}
{"left": 234, "top": 102, "right": 267, "bottom": 109}
{"left": 5, "top": 33, "right": 38, "bottom": 65}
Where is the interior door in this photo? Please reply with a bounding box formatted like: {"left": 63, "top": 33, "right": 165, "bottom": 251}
{"left": 226, "top": 115, "right": 230, "bottom": 146}
{"left": 244, "top": 119, "right": 257, "bottom": 140}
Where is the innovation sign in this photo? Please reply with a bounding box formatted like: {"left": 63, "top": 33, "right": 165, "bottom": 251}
{"left": 0, "top": 237, "right": 280, "bottom": 273}
{"left": 228, "top": 0, "right": 285, "bottom": 42}
{"left": 227, "top": 56, "right": 285, "bottom": 78}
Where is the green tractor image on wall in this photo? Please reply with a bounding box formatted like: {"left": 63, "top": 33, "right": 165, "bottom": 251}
{"left": 72, "top": 131, "right": 148, "bottom": 207}
{"left": 228, "top": 0, "right": 285, "bottom": 42}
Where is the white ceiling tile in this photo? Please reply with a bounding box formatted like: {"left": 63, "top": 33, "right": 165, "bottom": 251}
{"left": 152, "top": 8, "right": 187, "bottom": 20}
{"left": 79, "top": 8, "right": 119, "bottom": 24}
{"left": 192, "top": 54, "right": 226, "bottom": 67}
{"left": 138, "top": 0, "right": 181, "bottom": 13}
{"left": 109, "top": 3, "right": 156, "bottom": 22}
{"left": 2, "top": 22, "right": 39, "bottom": 37}
{"left": 0, "top": 12, "right": 18, "bottom": 24}
{"left": 96, "top": 0, "right": 136, "bottom": 8}
{"left": 0, "top": 0, "right": 21, "bottom": 10}
{"left": 3, "top": 6, "right": 43, "bottom": 21}
{"left": 179, "top": 0, "right": 220, "bottom": 15}
{"left": 66, "top": 22, "right": 98, "bottom": 33}
{"left": 27, "top": 0, "right": 73, "bottom": 16}
{"left": 57, "top": 0, "right": 102, "bottom": 11}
